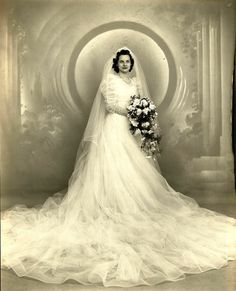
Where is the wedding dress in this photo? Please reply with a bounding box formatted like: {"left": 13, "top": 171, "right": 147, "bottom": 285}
{"left": 1, "top": 47, "right": 236, "bottom": 287}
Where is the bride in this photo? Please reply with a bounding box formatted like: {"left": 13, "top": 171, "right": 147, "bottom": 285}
{"left": 1, "top": 47, "right": 236, "bottom": 287}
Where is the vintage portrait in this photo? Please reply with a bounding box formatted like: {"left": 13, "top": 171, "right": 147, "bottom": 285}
{"left": 1, "top": 0, "right": 236, "bottom": 290}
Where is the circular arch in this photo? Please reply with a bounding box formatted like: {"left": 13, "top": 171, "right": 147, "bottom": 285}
{"left": 68, "top": 21, "right": 177, "bottom": 111}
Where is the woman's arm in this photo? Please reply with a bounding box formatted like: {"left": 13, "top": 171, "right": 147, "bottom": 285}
{"left": 100, "top": 77, "right": 127, "bottom": 116}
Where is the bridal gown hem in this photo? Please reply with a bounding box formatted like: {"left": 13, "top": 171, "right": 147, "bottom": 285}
{"left": 1, "top": 73, "right": 236, "bottom": 287}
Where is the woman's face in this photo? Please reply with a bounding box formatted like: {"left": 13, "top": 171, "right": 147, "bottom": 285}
{"left": 118, "top": 54, "right": 131, "bottom": 74}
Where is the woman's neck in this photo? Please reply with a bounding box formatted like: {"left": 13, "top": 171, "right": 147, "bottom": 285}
{"left": 118, "top": 72, "right": 130, "bottom": 79}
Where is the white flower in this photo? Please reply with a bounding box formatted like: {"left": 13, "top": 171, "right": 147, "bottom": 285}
{"left": 130, "top": 119, "right": 139, "bottom": 127}
{"left": 142, "top": 122, "right": 150, "bottom": 128}
{"left": 141, "top": 99, "right": 148, "bottom": 107}
{"left": 136, "top": 108, "right": 142, "bottom": 115}
{"left": 127, "top": 105, "right": 135, "bottom": 111}
{"left": 133, "top": 99, "right": 141, "bottom": 106}
{"left": 143, "top": 108, "right": 149, "bottom": 115}
{"left": 150, "top": 105, "right": 156, "bottom": 111}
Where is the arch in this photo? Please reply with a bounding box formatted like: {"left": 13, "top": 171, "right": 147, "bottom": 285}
{"left": 68, "top": 21, "right": 177, "bottom": 110}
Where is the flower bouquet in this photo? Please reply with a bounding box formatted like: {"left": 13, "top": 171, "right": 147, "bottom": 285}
{"left": 127, "top": 95, "right": 162, "bottom": 160}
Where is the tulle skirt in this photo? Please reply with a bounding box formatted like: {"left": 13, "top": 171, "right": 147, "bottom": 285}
{"left": 1, "top": 113, "right": 236, "bottom": 287}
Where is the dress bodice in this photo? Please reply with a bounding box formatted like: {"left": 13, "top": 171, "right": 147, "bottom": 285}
{"left": 110, "top": 74, "right": 139, "bottom": 107}
{"left": 100, "top": 73, "right": 141, "bottom": 113}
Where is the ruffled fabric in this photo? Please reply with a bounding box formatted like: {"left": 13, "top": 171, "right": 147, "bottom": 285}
{"left": 1, "top": 77, "right": 236, "bottom": 287}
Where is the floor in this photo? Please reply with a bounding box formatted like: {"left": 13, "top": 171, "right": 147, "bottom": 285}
{"left": 1, "top": 192, "right": 236, "bottom": 291}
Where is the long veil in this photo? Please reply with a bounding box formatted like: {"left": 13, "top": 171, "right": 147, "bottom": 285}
{"left": 2, "top": 46, "right": 236, "bottom": 287}
{"left": 60, "top": 47, "right": 154, "bottom": 221}
{"left": 69, "top": 47, "right": 152, "bottom": 185}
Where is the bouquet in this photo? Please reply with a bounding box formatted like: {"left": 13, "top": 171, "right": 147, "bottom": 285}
{"left": 127, "top": 95, "right": 162, "bottom": 160}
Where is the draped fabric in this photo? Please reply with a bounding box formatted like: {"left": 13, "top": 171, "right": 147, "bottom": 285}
{"left": 1, "top": 48, "right": 236, "bottom": 287}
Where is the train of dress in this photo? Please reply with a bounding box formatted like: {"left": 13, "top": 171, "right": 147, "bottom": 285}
{"left": 2, "top": 113, "right": 236, "bottom": 287}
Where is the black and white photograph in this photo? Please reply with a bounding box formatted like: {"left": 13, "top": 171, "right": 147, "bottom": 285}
{"left": 1, "top": 0, "right": 236, "bottom": 290}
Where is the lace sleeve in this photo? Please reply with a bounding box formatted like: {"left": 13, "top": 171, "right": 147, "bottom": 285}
{"left": 100, "top": 75, "right": 127, "bottom": 116}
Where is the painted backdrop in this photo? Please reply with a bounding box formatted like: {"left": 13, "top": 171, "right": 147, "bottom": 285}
{"left": 1, "top": 0, "right": 235, "bottom": 208}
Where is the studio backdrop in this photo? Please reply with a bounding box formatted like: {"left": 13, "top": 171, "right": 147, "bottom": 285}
{"left": 1, "top": 0, "right": 235, "bottom": 208}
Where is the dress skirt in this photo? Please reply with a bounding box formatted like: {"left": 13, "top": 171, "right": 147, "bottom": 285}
{"left": 1, "top": 112, "right": 236, "bottom": 287}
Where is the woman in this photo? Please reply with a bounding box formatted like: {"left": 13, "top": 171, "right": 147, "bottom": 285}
{"left": 1, "top": 47, "right": 236, "bottom": 287}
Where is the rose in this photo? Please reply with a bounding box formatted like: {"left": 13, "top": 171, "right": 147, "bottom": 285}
{"left": 153, "top": 123, "right": 158, "bottom": 129}
{"left": 133, "top": 99, "right": 141, "bottom": 106}
{"left": 130, "top": 119, "right": 139, "bottom": 127}
{"left": 141, "top": 121, "right": 150, "bottom": 128}
{"left": 143, "top": 108, "right": 149, "bottom": 115}
{"left": 141, "top": 99, "right": 149, "bottom": 107}
{"left": 127, "top": 105, "right": 135, "bottom": 111}
{"left": 136, "top": 108, "right": 142, "bottom": 115}
{"left": 150, "top": 103, "right": 156, "bottom": 110}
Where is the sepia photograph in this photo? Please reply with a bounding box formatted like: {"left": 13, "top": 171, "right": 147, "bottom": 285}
{"left": 1, "top": 0, "right": 236, "bottom": 290}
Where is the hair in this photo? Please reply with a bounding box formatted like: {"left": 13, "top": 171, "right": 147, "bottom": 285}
{"left": 112, "top": 49, "right": 134, "bottom": 73}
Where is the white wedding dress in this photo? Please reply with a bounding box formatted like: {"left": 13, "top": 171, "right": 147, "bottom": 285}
{"left": 1, "top": 72, "right": 236, "bottom": 287}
